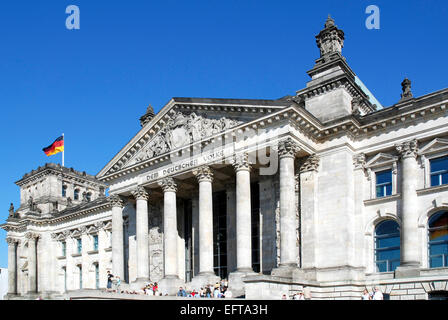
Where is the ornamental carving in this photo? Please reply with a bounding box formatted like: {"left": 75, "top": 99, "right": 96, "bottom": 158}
{"left": 25, "top": 232, "right": 40, "bottom": 240}
{"left": 278, "top": 138, "right": 300, "bottom": 158}
{"left": 316, "top": 15, "right": 345, "bottom": 57}
{"left": 133, "top": 112, "right": 242, "bottom": 164}
{"left": 132, "top": 186, "right": 149, "bottom": 201}
{"left": 232, "top": 153, "right": 251, "bottom": 172}
{"left": 300, "top": 154, "right": 320, "bottom": 173}
{"left": 109, "top": 195, "right": 124, "bottom": 208}
{"left": 158, "top": 177, "right": 178, "bottom": 193}
{"left": 396, "top": 139, "right": 418, "bottom": 159}
{"left": 193, "top": 165, "right": 214, "bottom": 183}
{"left": 6, "top": 237, "right": 19, "bottom": 245}
{"left": 353, "top": 153, "right": 366, "bottom": 170}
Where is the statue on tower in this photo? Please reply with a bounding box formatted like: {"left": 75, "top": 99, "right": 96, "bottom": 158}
{"left": 315, "top": 15, "right": 345, "bottom": 60}
{"left": 140, "top": 104, "right": 156, "bottom": 127}
{"left": 400, "top": 78, "right": 413, "bottom": 101}
{"left": 8, "top": 203, "right": 15, "bottom": 218}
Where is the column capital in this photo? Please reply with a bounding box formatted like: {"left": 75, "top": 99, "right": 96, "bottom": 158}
{"left": 278, "top": 138, "right": 300, "bottom": 159}
{"left": 193, "top": 165, "right": 214, "bottom": 183}
{"left": 6, "top": 237, "right": 19, "bottom": 246}
{"left": 300, "top": 154, "right": 320, "bottom": 173}
{"left": 232, "top": 153, "right": 251, "bottom": 172}
{"left": 132, "top": 186, "right": 150, "bottom": 201}
{"left": 109, "top": 194, "right": 125, "bottom": 208}
{"left": 353, "top": 153, "right": 366, "bottom": 170}
{"left": 396, "top": 139, "right": 418, "bottom": 159}
{"left": 158, "top": 177, "right": 178, "bottom": 193}
{"left": 25, "top": 232, "right": 40, "bottom": 241}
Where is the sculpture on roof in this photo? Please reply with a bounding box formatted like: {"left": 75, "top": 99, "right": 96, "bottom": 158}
{"left": 400, "top": 78, "right": 413, "bottom": 101}
{"left": 315, "top": 15, "right": 345, "bottom": 58}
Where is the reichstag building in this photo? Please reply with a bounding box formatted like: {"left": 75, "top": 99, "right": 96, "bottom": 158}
{"left": 3, "top": 16, "right": 448, "bottom": 300}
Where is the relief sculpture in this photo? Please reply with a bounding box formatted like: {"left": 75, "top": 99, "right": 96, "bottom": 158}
{"left": 134, "top": 112, "right": 242, "bottom": 164}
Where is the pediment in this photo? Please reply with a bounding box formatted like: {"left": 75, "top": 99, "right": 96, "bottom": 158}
{"left": 366, "top": 153, "right": 398, "bottom": 168}
{"left": 102, "top": 110, "right": 245, "bottom": 177}
{"left": 129, "top": 111, "right": 243, "bottom": 166}
{"left": 419, "top": 138, "right": 448, "bottom": 155}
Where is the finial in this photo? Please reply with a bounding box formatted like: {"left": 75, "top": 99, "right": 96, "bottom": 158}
{"left": 400, "top": 78, "right": 413, "bottom": 101}
{"left": 140, "top": 103, "right": 156, "bottom": 127}
{"left": 325, "top": 14, "right": 335, "bottom": 28}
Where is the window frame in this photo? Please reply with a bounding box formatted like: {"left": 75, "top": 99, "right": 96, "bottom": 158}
{"left": 427, "top": 211, "right": 448, "bottom": 269}
{"left": 374, "top": 220, "right": 401, "bottom": 273}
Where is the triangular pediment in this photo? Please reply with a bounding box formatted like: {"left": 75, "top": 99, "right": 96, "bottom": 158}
{"left": 97, "top": 97, "right": 289, "bottom": 180}
{"left": 419, "top": 138, "right": 448, "bottom": 155}
{"left": 366, "top": 153, "right": 398, "bottom": 168}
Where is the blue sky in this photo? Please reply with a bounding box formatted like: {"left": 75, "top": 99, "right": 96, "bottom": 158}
{"left": 0, "top": 0, "right": 447, "bottom": 267}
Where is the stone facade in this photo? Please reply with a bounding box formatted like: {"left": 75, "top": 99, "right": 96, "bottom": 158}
{"left": 2, "top": 16, "right": 448, "bottom": 300}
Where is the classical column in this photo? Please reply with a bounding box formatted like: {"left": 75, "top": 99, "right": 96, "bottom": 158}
{"left": 225, "top": 183, "right": 237, "bottom": 274}
{"left": 193, "top": 166, "right": 215, "bottom": 276}
{"left": 132, "top": 186, "right": 150, "bottom": 282}
{"left": 6, "top": 238, "right": 18, "bottom": 295}
{"left": 109, "top": 195, "right": 125, "bottom": 280}
{"left": 26, "top": 232, "right": 39, "bottom": 294}
{"left": 158, "top": 178, "right": 179, "bottom": 279}
{"left": 233, "top": 153, "right": 253, "bottom": 273}
{"left": 395, "top": 139, "right": 421, "bottom": 276}
{"left": 191, "top": 191, "right": 200, "bottom": 277}
{"left": 299, "top": 154, "right": 320, "bottom": 271}
{"left": 278, "top": 138, "right": 300, "bottom": 268}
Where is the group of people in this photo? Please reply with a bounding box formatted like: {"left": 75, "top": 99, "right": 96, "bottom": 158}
{"left": 282, "top": 286, "right": 312, "bottom": 300}
{"left": 361, "top": 287, "right": 384, "bottom": 300}
{"left": 106, "top": 271, "right": 121, "bottom": 293}
{"left": 177, "top": 279, "right": 233, "bottom": 298}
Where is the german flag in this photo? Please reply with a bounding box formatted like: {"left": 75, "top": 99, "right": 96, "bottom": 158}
{"left": 43, "top": 136, "right": 64, "bottom": 156}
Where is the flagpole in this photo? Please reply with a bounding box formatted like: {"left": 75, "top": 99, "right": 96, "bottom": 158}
{"left": 62, "top": 133, "right": 65, "bottom": 167}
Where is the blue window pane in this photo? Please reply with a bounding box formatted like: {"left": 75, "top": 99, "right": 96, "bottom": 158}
{"left": 377, "top": 236, "right": 400, "bottom": 248}
{"left": 376, "top": 220, "right": 400, "bottom": 235}
{"left": 429, "top": 243, "right": 448, "bottom": 255}
{"left": 376, "top": 170, "right": 392, "bottom": 184}
{"left": 430, "top": 157, "right": 448, "bottom": 173}
{"left": 377, "top": 249, "right": 400, "bottom": 261}
{"left": 431, "top": 174, "right": 440, "bottom": 187}
{"left": 430, "top": 256, "right": 443, "bottom": 268}
{"left": 376, "top": 186, "right": 384, "bottom": 198}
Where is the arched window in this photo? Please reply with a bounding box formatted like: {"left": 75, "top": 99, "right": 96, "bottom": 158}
{"left": 74, "top": 189, "right": 80, "bottom": 201}
{"left": 428, "top": 211, "right": 448, "bottom": 268}
{"left": 375, "top": 220, "right": 400, "bottom": 272}
{"left": 62, "top": 185, "right": 67, "bottom": 198}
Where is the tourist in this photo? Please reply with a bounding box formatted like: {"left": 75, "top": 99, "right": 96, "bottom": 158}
{"left": 177, "top": 287, "right": 187, "bottom": 297}
{"left": 224, "top": 287, "right": 232, "bottom": 298}
{"left": 372, "top": 287, "right": 384, "bottom": 300}
{"left": 206, "top": 286, "right": 212, "bottom": 298}
{"left": 153, "top": 282, "right": 158, "bottom": 295}
{"left": 115, "top": 276, "right": 121, "bottom": 293}
{"left": 213, "top": 287, "right": 220, "bottom": 298}
{"left": 361, "top": 288, "right": 371, "bottom": 300}
{"left": 282, "top": 294, "right": 288, "bottom": 300}
{"left": 106, "top": 271, "right": 113, "bottom": 292}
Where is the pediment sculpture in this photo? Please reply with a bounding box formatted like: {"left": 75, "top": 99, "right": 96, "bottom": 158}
{"left": 133, "top": 112, "right": 242, "bottom": 164}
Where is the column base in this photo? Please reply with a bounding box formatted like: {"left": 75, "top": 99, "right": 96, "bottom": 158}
{"left": 187, "top": 272, "right": 220, "bottom": 292}
{"left": 228, "top": 269, "right": 257, "bottom": 298}
{"left": 158, "top": 276, "right": 185, "bottom": 296}
{"left": 4, "top": 293, "right": 19, "bottom": 300}
{"left": 394, "top": 264, "right": 421, "bottom": 278}
{"left": 271, "top": 264, "right": 300, "bottom": 279}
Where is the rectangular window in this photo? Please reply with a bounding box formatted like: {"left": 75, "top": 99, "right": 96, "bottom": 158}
{"left": 430, "top": 156, "right": 448, "bottom": 187}
{"left": 376, "top": 170, "right": 392, "bottom": 198}
{"left": 93, "top": 235, "right": 98, "bottom": 251}
{"left": 62, "top": 241, "right": 66, "bottom": 257}
{"left": 77, "top": 238, "right": 82, "bottom": 254}
{"left": 79, "top": 266, "right": 83, "bottom": 289}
